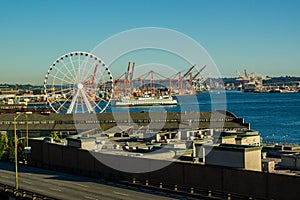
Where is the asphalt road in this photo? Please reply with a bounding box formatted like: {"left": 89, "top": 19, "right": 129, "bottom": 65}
{"left": 0, "top": 162, "right": 198, "bottom": 200}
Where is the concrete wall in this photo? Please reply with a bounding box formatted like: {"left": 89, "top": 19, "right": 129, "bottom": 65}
{"left": 245, "top": 150, "right": 262, "bottom": 171}
{"left": 28, "top": 140, "right": 300, "bottom": 200}
{"left": 222, "top": 168, "right": 268, "bottom": 198}
{"left": 262, "top": 160, "right": 275, "bottom": 172}
{"left": 221, "top": 136, "right": 236, "bottom": 144}
{"left": 204, "top": 145, "right": 262, "bottom": 171}
{"left": 205, "top": 149, "right": 244, "bottom": 169}
{"left": 81, "top": 140, "right": 96, "bottom": 150}
{"left": 267, "top": 173, "right": 300, "bottom": 200}
{"left": 281, "top": 154, "right": 300, "bottom": 170}
{"left": 281, "top": 155, "right": 297, "bottom": 169}
{"left": 236, "top": 135, "right": 260, "bottom": 146}
{"left": 297, "top": 156, "right": 300, "bottom": 170}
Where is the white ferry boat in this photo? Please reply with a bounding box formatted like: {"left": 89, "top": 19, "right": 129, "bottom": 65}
{"left": 114, "top": 95, "right": 178, "bottom": 107}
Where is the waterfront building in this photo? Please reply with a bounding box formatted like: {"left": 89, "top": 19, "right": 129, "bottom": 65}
{"left": 203, "top": 144, "right": 262, "bottom": 171}
{"left": 218, "top": 130, "right": 261, "bottom": 146}
{"left": 0, "top": 110, "right": 250, "bottom": 138}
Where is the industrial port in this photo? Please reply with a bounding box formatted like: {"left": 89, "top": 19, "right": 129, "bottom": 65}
{"left": 0, "top": 55, "right": 300, "bottom": 199}
{"left": 235, "top": 70, "right": 300, "bottom": 93}
{"left": 0, "top": 52, "right": 299, "bottom": 200}
{"left": 0, "top": 67, "right": 299, "bottom": 110}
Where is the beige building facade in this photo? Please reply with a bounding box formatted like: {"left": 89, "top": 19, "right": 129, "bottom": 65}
{"left": 204, "top": 144, "right": 262, "bottom": 171}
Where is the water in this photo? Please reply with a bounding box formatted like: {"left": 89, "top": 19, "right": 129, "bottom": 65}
{"left": 224, "top": 91, "right": 300, "bottom": 145}
{"left": 108, "top": 91, "right": 300, "bottom": 145}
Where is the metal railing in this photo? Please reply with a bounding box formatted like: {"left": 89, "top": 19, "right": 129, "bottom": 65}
{"left": 0, "top": 182, "right": 58, "bottom": 200}
{"left": 120, "top": 175, "right": 267, "bottom": 200}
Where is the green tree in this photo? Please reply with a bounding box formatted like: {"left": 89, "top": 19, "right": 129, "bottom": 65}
{"left": 101, "top": 124, "right": 107, "bottom": 131}
{"left": 8, "top": 137, "right": 15, "bottom": 162}
{"left": 0, "top": 134, "right": 8, "bottom": 160}
{"left": 18, "top": 138, "right": 26, "bottom": 161}
{"left": 49, "top": 131, "right": 60, "bottom": 140}
{"left": 7, "top": 137, "right": 26, "bottom": 162}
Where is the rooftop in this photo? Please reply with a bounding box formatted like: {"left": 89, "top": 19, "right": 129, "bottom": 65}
{"left": 206, "top": 143, "right": 262, "bottom": 152}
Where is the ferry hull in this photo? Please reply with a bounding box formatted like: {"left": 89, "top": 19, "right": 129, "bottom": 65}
{"left": 114, "top": 97, "right": 178, "bottom": 107}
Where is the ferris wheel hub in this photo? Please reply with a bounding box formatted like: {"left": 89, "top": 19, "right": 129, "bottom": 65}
{"left": 77, "top": 83, "right": 84, "bottom": 90}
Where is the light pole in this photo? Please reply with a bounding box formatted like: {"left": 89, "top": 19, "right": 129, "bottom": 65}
{"left": 13, "top": 111, "right": 32, "bottom": 192}
{"left": 26, "top": 113, "right": 28, "bottom": 147}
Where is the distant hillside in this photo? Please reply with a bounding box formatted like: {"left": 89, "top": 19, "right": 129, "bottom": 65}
{"left": 1, "top": 76, "right": 300, "bottom": 89}
{"left": 207, "top": 76, "right": 300, "bottom": 86}
{"left": 0, "top": 84, "right": 41, "bottom": 90}
{"left": 263, "top": 76, "right": 300, "bottom": 84}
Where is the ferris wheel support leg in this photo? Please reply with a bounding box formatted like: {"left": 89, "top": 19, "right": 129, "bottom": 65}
{"left": 80, "top": 89, "right": 94, "bottom": 113}
{"left": 67, "top": 89, "right": 80, "bottom": 114}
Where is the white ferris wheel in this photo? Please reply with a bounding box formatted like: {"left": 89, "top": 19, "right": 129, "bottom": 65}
{"left": 44, "top": 51, "right": 113, "bottom": 114}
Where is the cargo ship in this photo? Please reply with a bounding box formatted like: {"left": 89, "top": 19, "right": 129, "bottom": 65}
{"left": 114, "top": 95, "right": 178, "bottom": 107}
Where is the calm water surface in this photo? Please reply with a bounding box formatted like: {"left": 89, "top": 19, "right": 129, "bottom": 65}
{"left": 108, "top": 91, "right": 300, "bottom": 144}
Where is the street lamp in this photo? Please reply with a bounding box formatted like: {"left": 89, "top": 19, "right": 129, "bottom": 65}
{"left": 13, "top": 111, "right": 32, "bottom": 192}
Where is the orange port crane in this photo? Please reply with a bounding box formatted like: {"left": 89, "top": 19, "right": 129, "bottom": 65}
{"left": 83, "top": 64, "right": 99, "bottom": 100}
{"left": 123, "top": 62, "right": 136, "bottom": 94}
{"left": 124, "top": 62, "right": 131, "bottom": 93}
{"left": 84, "top": 64, "right": 99, "bottom": 85}
{"left": 178, "top": 64, "right": 196, "bottom": 92}
{"left": 190, "top": 65, "right": 207, "bottom": 83}
{"left": 182, "top": 64, "right": 196, "bottom": 80}
{"left": 130, "top": 62, "right": 135, "bottom": 83}
{"left": 90, "top": 64, "right": 98, "bottom": 85}
{"left": 129, "top": 62, "right": 135, "bottom": 91}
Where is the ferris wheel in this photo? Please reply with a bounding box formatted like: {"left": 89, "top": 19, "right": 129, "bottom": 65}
{"left": 44, "top": 51, "right": 113, "bottom": 114}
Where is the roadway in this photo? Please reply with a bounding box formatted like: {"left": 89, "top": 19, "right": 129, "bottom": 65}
{"left": 0, "top": 162, "right": 199, "bottom": 200}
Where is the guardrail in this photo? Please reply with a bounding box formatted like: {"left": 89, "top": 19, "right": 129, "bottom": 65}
{"left": 0, "top": 183, "right": 58, "bottom": 200}
{"left": 120, "top": 175, "right": 267, "bottom": 200}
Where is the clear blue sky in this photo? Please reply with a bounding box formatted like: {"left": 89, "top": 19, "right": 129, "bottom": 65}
{"left": 0, "top": 0, "right": 299, "bottom": 84}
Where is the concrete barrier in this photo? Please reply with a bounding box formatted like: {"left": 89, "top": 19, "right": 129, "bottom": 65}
{"left": 28, "top": 139, "right": 300, "bottom": 199}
